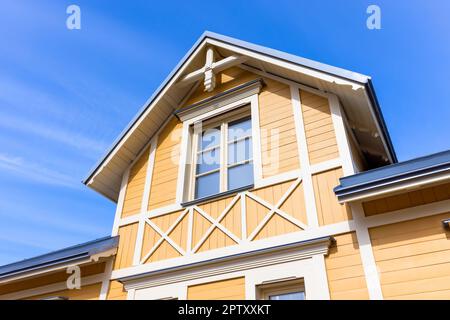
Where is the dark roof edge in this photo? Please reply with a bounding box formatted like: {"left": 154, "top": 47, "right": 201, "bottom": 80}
{"left": 0, "top": 236, "right": 119, "bottom": 279}
{"left": 334, "top": 151, "right": 450, "bottom": 201}
{"left": 365, "top": 79, "right": 398, "bottom": 163}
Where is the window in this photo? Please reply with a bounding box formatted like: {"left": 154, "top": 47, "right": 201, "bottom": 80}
{"left": 258, "top": 279, "right": 305, "bottom": 300}
{"left": 268, "top": 291, "right": 305, "bottom": 300}
{"left": 190, "top": 108, "right": 254, "bottom": 200}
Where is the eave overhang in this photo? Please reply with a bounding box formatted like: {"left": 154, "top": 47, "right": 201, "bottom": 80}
{"left": 0, "top": 236, "right": 119, "bottom": 284}
{"left": 83, "top": 31, "right": 396, "bottom": 202}
{"left": 334, "top": 149, "right": 450, "bottom": 203}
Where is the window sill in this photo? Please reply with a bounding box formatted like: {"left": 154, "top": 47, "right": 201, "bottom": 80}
{"left": 181, "top": 184, "right": 254, "bottom": 207}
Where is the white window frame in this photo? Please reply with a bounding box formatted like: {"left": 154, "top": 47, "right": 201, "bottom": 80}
{"left": 258, "top": 279, "right": 306, "bottom": 300}
{"left": 178, "top": 93, "right": 263, "bottom": 203}
{"left": 189, "top": 108, "right": 253, "bottom": 200}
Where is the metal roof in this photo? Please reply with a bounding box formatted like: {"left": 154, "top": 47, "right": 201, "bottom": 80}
{"left": 0, "top": 236, "right": 118, "bottom": 280}
{"left": 334, "top": 149, "right": 450, "bottom": 202}
{"left": 82, "top": 31, "right": 397, "bottom": 198}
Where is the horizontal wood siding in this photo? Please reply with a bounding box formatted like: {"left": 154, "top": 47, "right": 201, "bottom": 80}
{"left": 300, "top": 90, "right": 339, "bottom": 164}
{"left": 369, "top": 212, "right": 450, "bottom": 299}
{"left": 325, "top": 232, "right": 369, "bottom": 299}
{"left": 187, "top": 277, "right": 245, "bottom": 300}
{"left": 312, "top": 167, "right": 352, "bottom": 225}
{"left": 28, "top": 283, "right": 102, "bottom": 300}
{"left": 148, "top": 117, "right": 182, "bottom": 211}
{"left": 114, "top": 223, "right": 138, "bottom": 270}
{"left": 363, "top": 182, "right": 450, "bottom": 216}
{"left": 259, "top": 79, "right": 299, "bottom": 177}
{"left": 0, "top": 262, "right": 105, "bottom": 296}
{"left": 121, "top": 146, "right": 150, "bottom": 218}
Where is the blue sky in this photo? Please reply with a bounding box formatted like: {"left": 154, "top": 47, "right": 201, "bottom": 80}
{"left": 0, "top": 0, "right": 449, "bottom": 265}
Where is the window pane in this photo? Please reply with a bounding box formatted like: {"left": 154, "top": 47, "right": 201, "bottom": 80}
{"left": 228, "top": 117, "right": 251, "bottom": 141}
{"left": 195, "top": 171, "right": 220, "bottom": 199}
{"left": 228, "top": 138, "right": 252, "bottom": 165}
{"left": 269, "top": 291, "right": 305, "bottom": 300}
{"left": 199, "top": 127, "right": 220, "bottom": 150}
{"left": 228, "top": 162, "right": 253, "bottom": 190}
{"left": 197, "top": 148, "right": 220, "bottom": 174}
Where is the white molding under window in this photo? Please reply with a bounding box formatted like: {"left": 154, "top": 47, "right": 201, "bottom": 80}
{"left": 123, "top": 236, "right": 332, "bottom": 300}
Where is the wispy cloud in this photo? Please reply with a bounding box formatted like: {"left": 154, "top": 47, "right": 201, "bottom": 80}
{"left": 0, "top": 199, "right": 108, "bottom": 238}
{"left": 0, "top": 113, "right": 107, "bottom": 155}
{"left": 0, "top": 153, "right": 78, "bottom": 188}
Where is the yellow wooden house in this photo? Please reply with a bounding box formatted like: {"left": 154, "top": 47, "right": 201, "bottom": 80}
{"left": 1, "top": 32, "right": 450, "bottom": 300}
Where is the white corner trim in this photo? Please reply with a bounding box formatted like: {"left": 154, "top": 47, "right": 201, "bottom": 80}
{"left": 290, "top": 85, "right": 320, "bottom": 228}
{"left": 329, "top": 94, "right": 355, "bottom": 176}
{"left": 308, "top": 255, "right": 331, "bottom": 300}
{"left": 111, "top": 168, "right": 130, "bottom": 236}
{"left": 175, "top": 122, "right": 190, "bottom": 204}
{"left": 133, "top": 138, "right": 158, "bottom": 266}
{"left": 99, "top": 258, "right": 114, "bottom": 300}
{"left": 250, "top": 93, "right": 264, "bottom": 184}
{"left": 350, "top": 202, "right": 383, "bottom": 300}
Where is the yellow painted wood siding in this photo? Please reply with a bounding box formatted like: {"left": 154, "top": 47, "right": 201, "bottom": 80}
{"left": 312, "top": 167, "right": 352, "bottom": 225}
{"left": 363, "top": 182, "right": 450, "bottom": 216}
{"left": 325, "top": 232, "right": 369, "bottom": 299}
{"left": 148, "top": 117, "right": 183, "bottom": 211}
{"left": 369, "top": 212, "right": 450, "bottom": 299}
{"left": 0, "top": 262, "right": 105, "bottom": 296}
{"left": 187, "top": 277, "right": 245, "bottom": 300}
{"left": 121, "top": 146, "right": 150, "bottom": 218}
{"left": 28, "top": 283, "right": 102, "bottom": 300}
{"left": 259, "top": 79, "right": 299, "bottom": 177}
{"left": 114, "top": 223, "right": 138, "bottom": 269}
{"left": 300, "top": 90, "right": 339, "bottom": 164}
{"left": 107, "top": 281, "right": 127, "bottom": 300}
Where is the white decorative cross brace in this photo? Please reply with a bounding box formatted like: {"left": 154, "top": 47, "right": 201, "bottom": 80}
{"left": 177, "top": 47, "right": 247, "bottom": 92}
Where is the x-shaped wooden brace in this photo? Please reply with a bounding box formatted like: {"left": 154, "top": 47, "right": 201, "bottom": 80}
{"left": 246, "top": 177, "right": 308, "bottom": 241}
{"left": 191, "top": 194, "right": 242, "bottom": 253}
{"left": 140, "top": 208, "right": 189, "bottom": 264}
